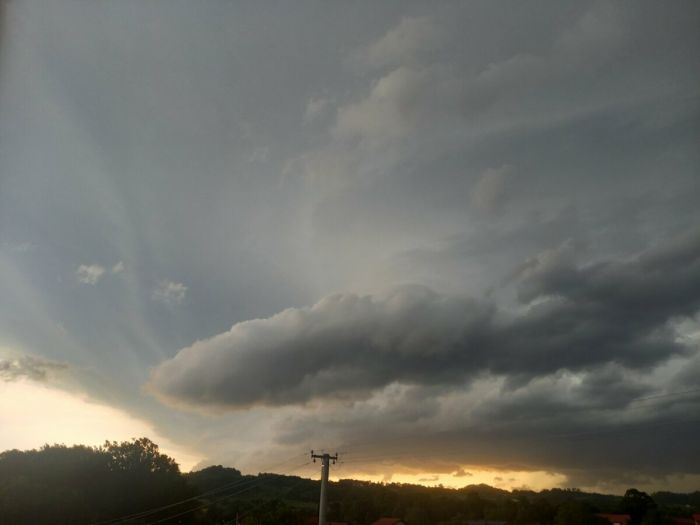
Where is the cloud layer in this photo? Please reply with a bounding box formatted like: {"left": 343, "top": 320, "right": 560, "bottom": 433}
{"left": 150, "top": 228, "right": 700, "bottom": 410}
{"left": 2, "top": 0, "right": 699, "bottom": 491}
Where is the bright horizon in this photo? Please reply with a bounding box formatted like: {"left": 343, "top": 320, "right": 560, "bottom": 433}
{"left": 2, "top": 375, "right": 699, "bottom": 495}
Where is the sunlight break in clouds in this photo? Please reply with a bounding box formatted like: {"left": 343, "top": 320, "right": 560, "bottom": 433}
{"left": 0, "top": 379, "right": 202, "bottom": 471}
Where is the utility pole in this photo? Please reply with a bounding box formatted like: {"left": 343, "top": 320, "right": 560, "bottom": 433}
{"left": 311, "top": 450, "right": 338, "bottom": 525}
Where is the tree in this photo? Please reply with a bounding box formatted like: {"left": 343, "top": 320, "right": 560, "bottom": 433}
{"left": 99, "top": 437, "right": 199, "bottom": 522}
{"left": 621, "top": 488, "right": 657, "bottom": 525}
{"left": 0, "top": 438, "right": 199, "bottom": 525}
{"left": 554, "top": 501, "right": 607, "bottom": 525}
{"left": 103, "top": 437, "right": 180, "bottom": 475}
{"left": 0, "top": 444, "right": 108, "bottom": 525}
{"left": 516, "top": 497, "right": 556, "bottom": 524}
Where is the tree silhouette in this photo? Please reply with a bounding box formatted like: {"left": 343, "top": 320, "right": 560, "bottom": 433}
{"left": 0, "top": 438, "right": 198, "bottom": 525}
{"left": 621, "top": 488, "right": 657, "bottom": 525}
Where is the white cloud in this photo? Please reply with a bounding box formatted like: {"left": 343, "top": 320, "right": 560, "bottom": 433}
{"left": 76, "top": 262, "right": 124, "bottom": 283}
{"left": 76, "top": 264, "right": 106, "bottom": 284}
{"left": 152, "top": 280, "right": 188, "bottom": 305}
{"left": 111, "top": 261, "right": 125, "bottom": 274}
{"left": 334, "top": 66, "right": 430, "bottom": 145}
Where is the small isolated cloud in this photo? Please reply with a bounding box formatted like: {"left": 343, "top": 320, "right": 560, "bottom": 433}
{"left": 418, "top": 475, "right": 439, "bottom": 482}
{"left": 0, "top": 355, "right": 67, "bottom": 382}
{"left": 76, "top": 264, "right": 106, "bottom": 284}
{"left": 76, "top": 262, "right": 124, "bottom": 283}
{"left": 304, "top": 97, "right": 328, "bottom": 123}
{"left": 152, "top": 280, "right": 187, "bottom": 305}
{"left": 470, "top": 165, "right": 514, "bottom": 213}
{"left": 453, "top": 468, "right": 472, "bottom": 478}
{"left": 111, "top": 261, "right": 125, "bottom": 274}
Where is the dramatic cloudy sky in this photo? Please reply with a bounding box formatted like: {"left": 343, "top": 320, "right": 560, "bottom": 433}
{"left": 1, "top": 0, "right": 699, "bottom": 494}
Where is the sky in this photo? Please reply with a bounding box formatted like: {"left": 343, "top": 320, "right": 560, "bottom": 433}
{"left": 0, "top": 0, "right": 699, "bottom": 494}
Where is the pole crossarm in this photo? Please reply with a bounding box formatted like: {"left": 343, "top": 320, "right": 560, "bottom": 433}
{"left": 310, "top": 450, "right": 338, "bottom": 462}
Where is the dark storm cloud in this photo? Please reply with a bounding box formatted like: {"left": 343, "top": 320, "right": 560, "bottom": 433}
{"left": 148, "top": 285, "right": 493, "bottom": 408}
{"left": 267, "top": 370, "right": 700, "bottom": 488}
{"left": 149, "top": 228, "right": 700, "bottom": 409}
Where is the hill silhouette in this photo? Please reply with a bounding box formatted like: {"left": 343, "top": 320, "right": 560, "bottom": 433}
{"left": 0, "top": 438, "right": 697, "bottom": 525}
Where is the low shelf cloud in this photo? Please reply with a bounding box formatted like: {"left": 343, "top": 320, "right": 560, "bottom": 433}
{"left": 149, "top": 228, "right": 700, "bottom": 410}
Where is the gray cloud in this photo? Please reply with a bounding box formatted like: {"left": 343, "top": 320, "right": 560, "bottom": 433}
{"left": 149, "top": 228, "right": 700, "bottom": 410}
{"left": 149, "top": 284, "right": 491, "bottom": 409}
{"left": 266, "top": 367, "right": 700, "bottom": 491}
{"left": 0, "top": 355, "right": 67, "bottom": 382}
{"left": 470, "top": 165, "right": 514, "bottom": 213}
{"left": 293, "top": 1, "right": 699, "bottom": 301}
{"left": 363, "top": 16, "right": 440, "bottom": 69}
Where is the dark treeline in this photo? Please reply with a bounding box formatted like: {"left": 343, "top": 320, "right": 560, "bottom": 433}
{"left": 0, "top": 438, "right": 697, "bottom": 525}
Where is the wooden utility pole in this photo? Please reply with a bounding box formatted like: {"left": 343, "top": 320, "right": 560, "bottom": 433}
{"left": 311, "top": 450, "right": 338, "bottom": 525}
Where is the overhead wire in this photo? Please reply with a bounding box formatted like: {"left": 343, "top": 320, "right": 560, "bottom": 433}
{"left": 89, "top": 451, "right": 308, "bottom": 525}
{"left": 88, "top": 387, "right": 700, "bottom": 523}
{"left": 145, "top": 459, "right": 313, "bottom": 525}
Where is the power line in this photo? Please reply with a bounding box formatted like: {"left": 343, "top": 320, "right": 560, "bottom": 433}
{"left": 91, "top": 477, "right": 253, "bottom": 525}
{"left": 88, "top": 386, "right": 700, "bottom": 523}
{"left": 90, "top": 452, "right": 308, "bottom": 525}
{"left": 207, "top": 467, "right": 318, "bottom": 525}
{"left": 145, "top": 460, "right": 312, "bottom": 525}
{"left": 145, "top": 478, "right": 266, "bottom": 525}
